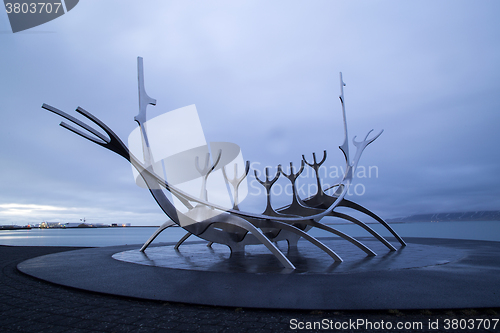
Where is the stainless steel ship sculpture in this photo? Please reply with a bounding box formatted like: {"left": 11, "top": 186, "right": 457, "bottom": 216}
{"left": 43, "top": 57, "right": 406, "bottom": 270}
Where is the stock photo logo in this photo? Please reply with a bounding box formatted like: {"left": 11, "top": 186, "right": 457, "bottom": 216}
{"left": 128, "top": 103, "right": 249, "bottom": 227}
{"left": 4, "top": 0, "right": 79, "bottom": 32}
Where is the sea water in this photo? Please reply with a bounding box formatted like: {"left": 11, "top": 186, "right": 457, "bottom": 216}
{"left": 0, "top": 221, "right": 499, "bottom": 247}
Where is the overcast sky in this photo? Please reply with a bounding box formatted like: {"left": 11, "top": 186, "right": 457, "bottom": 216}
{"left": 1, "top": 1, "right": 499, "bottom": 226}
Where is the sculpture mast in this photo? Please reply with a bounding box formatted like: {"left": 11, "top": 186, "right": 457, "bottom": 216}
{"left": 338, "top": 72, "right": 350, "bottom": 167}
{"left": 135, "top": 57, "right": 157, "bottom": 167}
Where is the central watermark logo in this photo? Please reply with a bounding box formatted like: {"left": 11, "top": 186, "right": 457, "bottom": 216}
{"left": 128, "top": 104, "right": 249, "bottom": 227}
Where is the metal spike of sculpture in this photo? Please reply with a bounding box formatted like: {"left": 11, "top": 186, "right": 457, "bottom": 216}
{"left": 42, "top": 57, "right": 405, "bottom": 270}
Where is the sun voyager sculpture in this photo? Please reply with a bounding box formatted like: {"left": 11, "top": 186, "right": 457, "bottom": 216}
{"left": 43, "top": 57, "right": 405, "bottom": 270}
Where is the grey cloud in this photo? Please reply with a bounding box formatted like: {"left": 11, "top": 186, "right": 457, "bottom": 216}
{"left": 1, "top": 1, "right": 499, "bottom": 225}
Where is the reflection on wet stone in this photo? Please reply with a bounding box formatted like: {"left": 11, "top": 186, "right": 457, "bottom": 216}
{"left": 113, "top": 238, "right": 465, "bottom": 274}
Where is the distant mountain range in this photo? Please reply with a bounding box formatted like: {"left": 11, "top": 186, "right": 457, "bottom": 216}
{"left": 387, "top": 211, "right": 500, "bottom": 222}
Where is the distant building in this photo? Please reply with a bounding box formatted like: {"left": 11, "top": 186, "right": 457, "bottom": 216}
{"left": 40, "top": 221, "right": 63, "bottom": 228}
{"left": 61, "top": 222, "right": 82, "bottom": 228}
{"left": 111, "top": 223, "right": 131, "bottom": 227}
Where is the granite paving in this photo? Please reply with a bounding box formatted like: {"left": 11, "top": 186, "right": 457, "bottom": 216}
{"left": 1, "top": 245, "right": 499, "bottom": 332}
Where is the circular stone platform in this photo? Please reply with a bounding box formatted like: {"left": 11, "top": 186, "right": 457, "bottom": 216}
{"left": 17, "top": 237, "right": 500, "bottom": 310}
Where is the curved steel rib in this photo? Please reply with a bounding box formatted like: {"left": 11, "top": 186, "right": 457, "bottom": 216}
{"left": 297, "top": 219, "right": 376, "bottom": 256}
{"left": 140, "top": 220, "right": 176, "bottom": 252}
{"left": 303, "top": 189, "right": 403, "bottom": 249}
{"left": 256, "top": 219, "right": 343, "bottom": 262}
{"left": 174, "top": 232, "right": 193, "bottom": 250}
{"left": 330, "top": 212, "right": 396, "bottom": 251}
{"left": 339, "top": 199, "right": 407, "bottom": 246}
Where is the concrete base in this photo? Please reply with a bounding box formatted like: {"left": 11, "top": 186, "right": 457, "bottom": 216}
{"left": 17, "top": 237, "right": 500, "bottom": 310}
